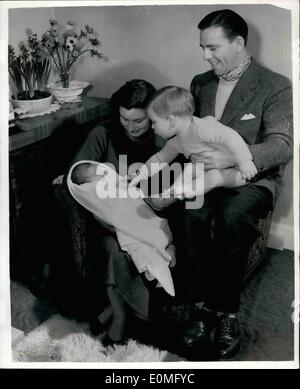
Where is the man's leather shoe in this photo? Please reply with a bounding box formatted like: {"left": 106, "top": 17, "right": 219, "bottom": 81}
{"left": 181, "top": 306, "right": 218, "bottom": 348}
{"left": 214, "top": 314, "right": 240, "bottom": 358}
{"left": 160, "top": 303, "right": 194, "bottom": 324}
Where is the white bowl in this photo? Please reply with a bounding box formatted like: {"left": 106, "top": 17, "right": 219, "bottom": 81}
{"left": 11, "top": 94, "right": 52, "bottom": 113}
{"left": 47, "top": 80, "right": 89, "bottom": 102}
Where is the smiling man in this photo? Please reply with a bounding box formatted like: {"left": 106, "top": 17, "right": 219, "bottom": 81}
{"left": 177, "top": 9, "right": 293, "bottom": 359}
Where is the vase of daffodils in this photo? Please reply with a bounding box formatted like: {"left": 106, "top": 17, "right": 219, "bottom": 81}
{"left": 44, "top": 19, "right": 107, "bottom": 102}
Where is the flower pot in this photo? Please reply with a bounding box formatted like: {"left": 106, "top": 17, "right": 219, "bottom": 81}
{"left": 11, "top": 91, "right": 52, "bottom": 114}
{"left": 47, "top": 80, "right": 89, "bottom": 103}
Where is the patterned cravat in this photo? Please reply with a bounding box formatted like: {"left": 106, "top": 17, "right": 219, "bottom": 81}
{"left": 219, "top": 55, "right": 252, "bottom": 82}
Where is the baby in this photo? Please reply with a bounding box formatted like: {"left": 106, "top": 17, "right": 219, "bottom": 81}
{"left": 71, "top": 162, "right": 129, "bottom": 347}
{"left": 69, "top": 161, "right": 176, "bottom": 347}
{"left": 129, "top": 86, "right": 258, "bottom": 199}
{"left": 71, "top": 162, "right": 109, "bottom": 184}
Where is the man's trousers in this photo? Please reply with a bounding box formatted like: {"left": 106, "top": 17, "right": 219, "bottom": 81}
{"left": 170, "top": 184, "right": 273, "bottom": 313}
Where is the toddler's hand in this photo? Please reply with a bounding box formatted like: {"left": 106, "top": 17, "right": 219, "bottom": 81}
{"left": 181, "top": 187, "right": 202, "bottom": 199}
{"left": 239, "top": 160, "right": 258, "bottom": 181}
{"left": 128, "top": 174, "right": 142, "bottom": 189}
{"left": 173, "top": 181, "right": 204, "bottom": 199}
{"left": 161, "top": 188, "right": 176, "bottom": 198}
{"left": 165, "top": 186, "right": 186, "bottom": 199}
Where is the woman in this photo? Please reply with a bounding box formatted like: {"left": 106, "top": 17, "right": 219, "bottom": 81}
{"left": 69, "top": 79, "right": 166, "bottom": 346}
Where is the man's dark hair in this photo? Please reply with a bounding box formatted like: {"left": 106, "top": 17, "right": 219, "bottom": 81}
{"left": 110, "top": 79, "right": 157, "bottom": 113}
{"left": 198, "top": 9, "right": 248, "bottom": 45}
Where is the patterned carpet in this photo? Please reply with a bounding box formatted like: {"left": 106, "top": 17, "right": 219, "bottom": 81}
{"left": 10, "top": 248, "right": 295, "bottom": 362}
{"left": 231, "top": 248, "right": 294, "bottom": 361}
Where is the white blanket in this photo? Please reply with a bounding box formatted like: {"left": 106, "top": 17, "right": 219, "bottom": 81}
{"left": 67, "top": 160, "right": 175, "bottom": 296}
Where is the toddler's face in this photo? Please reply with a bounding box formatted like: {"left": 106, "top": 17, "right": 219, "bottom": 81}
{"left": 147, "top": 108, "right": 176, "bottom": 139}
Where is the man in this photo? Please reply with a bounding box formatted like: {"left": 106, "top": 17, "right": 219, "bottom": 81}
{"left": 179, "top": 9, "right": 293, "bottom": 358}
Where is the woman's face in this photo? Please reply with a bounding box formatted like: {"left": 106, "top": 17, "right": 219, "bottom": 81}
{"left": 119, "top": 107, "right": 151, "bottom": 140}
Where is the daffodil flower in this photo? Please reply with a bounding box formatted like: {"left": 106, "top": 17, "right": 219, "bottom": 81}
{"left": 18, "top": 41, "right": 26, "bottom": 49}
{"left": 67, "top": 20, "right": 76, "bottom": 30}
{"left": 42, "top": 32, "right": 50, "bottom": 40}
{"left": 9, "top": 20, "right": 107, "bottom": 91}
{"left": 89, "top": 37, "right": 99, "bottom": 46}
{"left": 9, "top": 37, "right": 51, "bottom": 99}
{"left": 49, "top": 19, "right": 58, "bottom": 26}
{"left": 66, "top": 36, "right": 78, "bottom": 48}
{"left": 25, "top": 28, "right": 33, "bottom": 36}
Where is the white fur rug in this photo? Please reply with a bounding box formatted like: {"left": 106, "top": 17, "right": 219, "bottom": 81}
{"left": 11, "top": 248, "right": 295, "bottom": 362}
{"left": 12, "top": 314, "right": 181, "bottom": 363}
{"left": 10, "top": 281, "right": 183, "bottom": 363}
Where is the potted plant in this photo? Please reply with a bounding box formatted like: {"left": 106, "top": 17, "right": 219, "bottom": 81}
{"left": 9, "top": 33, "right": 52, "bottom": 113}
{"left": 43, "top": 19, "right": 107, "bottom": 103}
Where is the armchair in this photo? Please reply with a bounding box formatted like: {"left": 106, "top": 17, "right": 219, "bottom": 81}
{"left": 53, "top": 179, "right": 273, "bottom": 284}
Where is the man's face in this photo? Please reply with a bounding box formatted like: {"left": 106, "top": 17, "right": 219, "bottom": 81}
{"left": 200, "top": 26, "right": 241, "bottom": 76}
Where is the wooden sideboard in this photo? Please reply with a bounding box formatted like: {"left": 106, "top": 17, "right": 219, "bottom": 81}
{"left": 9, "top": 97, "right": 112, "bottom": 285}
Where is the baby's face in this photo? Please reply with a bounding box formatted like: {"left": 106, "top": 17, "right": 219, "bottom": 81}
{"left": 81, "top": 165, "right": 129, "bottom": 193}
{"left": 85, "top": 174, "right": 106, "bottom": 183}
{"left": 79, "top": 166, "right": 108, "bottom": 182}
{"left": 86, "top": 170, "right": 108, "bottom": 182}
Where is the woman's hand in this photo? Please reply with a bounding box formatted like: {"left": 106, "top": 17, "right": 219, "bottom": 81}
{"left": 190, "top": 144, "right": 237, "bottom": 170}
{"left": 52, "top": 175, "right": 64, "bottom": 185}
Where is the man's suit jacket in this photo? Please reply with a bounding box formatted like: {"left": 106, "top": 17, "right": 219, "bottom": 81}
{"left": 190, "top": 59, "right": 293, "bottom": 205}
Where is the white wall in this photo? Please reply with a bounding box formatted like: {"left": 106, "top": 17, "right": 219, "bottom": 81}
{"left": 8, "top": 7, "right": 57, "bottom": 89}
{"left": 8, "top": 7, "right": 54, "bottom": 44}
{"left": 53, "top": 4, "right": 293, "bottom": 94}
{"left": 8, "top": 4, "right": 295, "bottom": 250}
{"left": 8, "top": 4, "right": 293, "bottom": 98}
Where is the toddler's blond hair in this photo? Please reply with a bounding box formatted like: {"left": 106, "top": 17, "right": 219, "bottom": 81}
{"left": 148, "top": 86, "right": 195, "bottom": 118}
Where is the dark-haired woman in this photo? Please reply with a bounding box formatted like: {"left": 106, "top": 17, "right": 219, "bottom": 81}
{"left": 69, "top": 79, "right": 167, "bottom": 346}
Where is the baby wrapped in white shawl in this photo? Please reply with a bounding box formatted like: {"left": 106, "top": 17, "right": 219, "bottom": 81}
{"left": 67, "top": 160, "right": 176, "bottom": 296}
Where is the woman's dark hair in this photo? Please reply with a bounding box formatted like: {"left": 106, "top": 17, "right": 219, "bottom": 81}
{"left": 110, "top": 79, "right": 157, "bottom": 113}
{"left": 198, "top": 9, "right": 248, "bottom": 45}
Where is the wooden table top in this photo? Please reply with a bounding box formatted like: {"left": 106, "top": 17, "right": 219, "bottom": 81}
{"left": 9, "top": 97, "right": 111, "bottom": 152}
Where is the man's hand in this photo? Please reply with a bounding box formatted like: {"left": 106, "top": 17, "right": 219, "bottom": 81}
{"left": 239, "top": 160, "right": 258, "bottom": 181}
{"left": 190, "top": 144, "right": 237, "bottom": 170}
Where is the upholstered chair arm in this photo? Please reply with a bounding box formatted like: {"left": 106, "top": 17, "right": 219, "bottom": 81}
{"left": 53, "top": 177, "right": 89, "bottom": 278}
